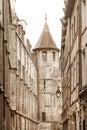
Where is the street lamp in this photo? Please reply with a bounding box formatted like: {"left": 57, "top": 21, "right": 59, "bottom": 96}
{"left": 56, "top": 86, "right": 61, "bottom": 98}
{"left": 55, "top": 86, "right": 62, "bottom": 130}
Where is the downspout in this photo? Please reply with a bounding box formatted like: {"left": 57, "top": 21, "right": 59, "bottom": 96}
{"left": 78, "top": 0, "right": 82, "bottom": 130}
{"left": 79, "top": 0, "right": 82, "bottom": 91}
{"left": 1, "top": 0, "right": 5, "bottom": 130}
{"left": 0, "top": 21, "right": 5, "bottom": 126}
{"left": 3, "top": 0, "right": 5, "bottom": 91}
{"left": 69, "top": 17, "right": 71, "bottom": 130}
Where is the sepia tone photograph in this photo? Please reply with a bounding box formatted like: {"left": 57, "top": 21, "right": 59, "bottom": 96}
{"left": 0, "top": 0, "right": 87, "bottom": 130}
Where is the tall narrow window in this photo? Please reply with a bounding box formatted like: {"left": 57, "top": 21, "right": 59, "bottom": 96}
{"left": 76, "top": 53, "right": 79, "bottom": 85}
{"left": 71, "top": 65, "right": 73, "bottom": 91}
{"left": 53, "top": 52, "right": 55, "bottom": 61}
{"left": 42, "top": 51, "right": 47, "bottom": 61}
{"left": 72, "top": 24, "right": 73, "bottom": 39}
{"left": 44, "top": 80, "right": 46, "bottom": 89}
{"left": 74, "top": 16, "right": 75, "bottom": 35}
{"left": 83, "top": 119, "right": 85, "bottom": 130}
{"left": 12, "top": 115, "right": 15, "bottom": 127}
{"left": 54, "top": 97, "right": 55, "bottom": 107}
{"left": 77, "top": 6, "right": 79, "bottom": 29}
{"left": 19, "top": 116, "right": 21, "bottom": 129}
{"left": 42, "top": 112, "right": 46, "bottom": 122}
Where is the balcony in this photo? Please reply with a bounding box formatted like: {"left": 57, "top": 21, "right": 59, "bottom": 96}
{"left": 65, "top": 0, "right": 75, "bottom": 18}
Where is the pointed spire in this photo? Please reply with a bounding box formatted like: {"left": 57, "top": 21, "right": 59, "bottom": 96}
{"left": 45, "top": 13, "right": 47, "bottom": 23}
{"left": 33, "top": 15, "right": 58, "bottom": 51}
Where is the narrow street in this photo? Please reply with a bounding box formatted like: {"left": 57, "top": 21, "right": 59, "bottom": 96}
{"left": 0, "top": 0, "right": 87, "bottom": 130}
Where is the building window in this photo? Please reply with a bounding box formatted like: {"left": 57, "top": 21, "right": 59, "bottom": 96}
{"left": 83, "top": 120, "right": 85, "bottom": 130}
{"left": 74, "top": 16, "right": 75, "bottom": 35}
{"left": 19, "top": 116, "right": 21, "bottom": 129}
{"left": 44, "top": 80, "right": 46, "bottom": 89}
{"left": 18, "top": 60, "right": 21, "bottom": 76}
{"left": 12, "top": 115, "right": 15, "bottom": 127}
{"left": 71, "top": 64, "right": 73, "bottom": 91}
{"left": 76, "top": 53, "right": 79, "bottom": 85}
{"left": 73, "top": 58, "right": 76, "bottom": 88}
{"left": 42, "top": 112, "right": 46, "bottom": 122}
{"left": 77, "top": 6, "right": 79, "bottom": 29}
{"left": 53, "top": 52, "right": 55, "bottom": 61}
{"left": 72, "top": 23, "right": 74, "bottom": 41}
{"left": 54, "top": 97, "right": 55, "bottom": 107}
{"left": 42, "top": 51, "right": 47, "bottom": 61}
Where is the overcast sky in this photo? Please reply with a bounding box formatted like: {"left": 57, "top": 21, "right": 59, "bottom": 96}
{"left": 15, "top": 0, "right": 64, "bottom": 49}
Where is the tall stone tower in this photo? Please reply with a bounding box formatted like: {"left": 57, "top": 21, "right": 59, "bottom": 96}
{"left": 33, "top": 15, "right": 62, "bottom": 130}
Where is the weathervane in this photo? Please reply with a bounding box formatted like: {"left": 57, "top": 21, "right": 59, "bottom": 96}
{"left": 45, "top": 13, "right": 47, "bottom": 23}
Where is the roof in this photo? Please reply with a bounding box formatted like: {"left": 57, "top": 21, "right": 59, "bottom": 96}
{"left": 33, "top": 21, "right": 59, "bottom": 51}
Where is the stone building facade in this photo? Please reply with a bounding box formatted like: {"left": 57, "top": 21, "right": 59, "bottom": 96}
{"left": 33, "top": 18, "right": 62, "bottom": 130}
{"left": 0, "top": 0, "right": 12, "bottom": 129}
{"left": 9, "top": 18, "right": 38, "bottom": 130}
{"left": 61, "top": 0, "right": 87, "bottom": 130}
{"left": 0, "top": 0, "right": 38, "bottom": 130}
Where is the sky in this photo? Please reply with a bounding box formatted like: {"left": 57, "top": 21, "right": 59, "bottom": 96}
{"left": 15, "top": 0, "right": 64, "bottom": 49}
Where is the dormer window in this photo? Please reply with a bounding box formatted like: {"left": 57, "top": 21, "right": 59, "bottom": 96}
{"left": 42, "top": 51, "right": 47, "bottom": 61}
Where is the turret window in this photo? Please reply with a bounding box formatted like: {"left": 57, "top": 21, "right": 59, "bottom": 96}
{"left": 42, "top": 51, "right": 47, "bottom": 61}
{"left": 52, "top": 52, "right": 55, "bottom": 61}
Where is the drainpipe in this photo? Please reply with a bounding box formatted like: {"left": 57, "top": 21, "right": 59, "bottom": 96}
{"left": 79, "top": 0, "right": 82, "bottom": 91}
{"left": 2, "top": 0, "right": 4, "bottom": 100}
{"left": 2, "top": 0, "right": 5, "bottom": 90}
{"left": 78, "top": 0, "right": 82, "bottom": 130}
{"left": 69, "top": 17, "right": 71, "bottom": 130}
{"left": 2, "top": 0, "right": 6, "bottom": 130}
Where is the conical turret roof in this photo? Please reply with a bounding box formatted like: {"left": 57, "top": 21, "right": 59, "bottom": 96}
{"left": 33, "top": 18, "right": 58, "bottom": 51}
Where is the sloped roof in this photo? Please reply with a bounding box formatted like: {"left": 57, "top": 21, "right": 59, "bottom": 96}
{"left": 33, "top": 22, "right": 58, "bottom": 51}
